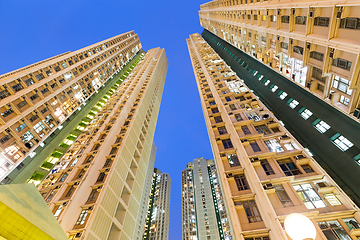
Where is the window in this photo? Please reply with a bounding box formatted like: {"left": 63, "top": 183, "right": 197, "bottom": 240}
{"left": 318, "top": 220, "right": 351, "bottom": 240}
{"left": 211, "top": 108, "right": 219, "bottom": 114}
{"left": 298, "top": 107, "right": 313, "bottom": 120}
{"left": 340, "top": 95, "right": 350, "bottom": 106}
{"left": 331, "top": 133, "right": 354, "bottom": 151}
{"left": 261, "top": 160, "right": 274, "bottom": 175}
{"left": 314, "top": 17, "right": 330, "bottom": 27}
{"left": 242, "top": 125, "right": 251, "bottom": 135}
{"left": 54, "top": 66, "right": 61, "bottom": 72}
{"left": 222, "top": 139, "right": 233, "bottom": 149}
{"left": 245, "top": 237, "right": 269, "bottom": 240}
{"left": 41, "top": 107, "right": 49, "bottom": 114}
{"left": 17, "top": 101, "right": 28, "bottom": 109}
{"left": 1, "top": 108, "right": 14, "bottom": 117}
{"left": 0, "top": 89, "right": 11, "bottom": 99}
{"left": 339, "top": 17, "right": 360, "bottom": 30}
{"left": 261, "top": 36, "right": 266, "bottom": 42}
{"left": 333, "top": 76, "right": 352, "bottom": 95}
{"left": 269, "top": 84, "right": 278, "bottom": 92}
{"left": 41, "top": 88, "right": 49, "bottom": 94}
{"left": 264, "top": 139, "right": 284, "bottom": 152}
{"left": 234, "top": 175, "right": 250, "bottom": 191}
{"left": 218, "top": 126, "right": 227, "bottom": 135}
{"left": 301, "top": 164, "right": 314, "bottom": 173}
{"left": 243, "top": 200, "right": 262, "bottom": 223}
{"left": 214, "top": 116, "right": 223, "bottom": 123}
{"left": 295, "top": 16, "right": 307, "bottom": 25}
{"left": 294, "top": 183, "right": 326, "bottom": 209}
{"left": 54, "top": 204, "right": 64, "bottom": 219}
{"left": 15, "top": 123, "right": 27, "bottom": 132}
{"left": 280, "top": 42, "right": 288, "bottom": 50}
{"left": 30, "top": 94, "right": 39, "bottom": 101}
{"left": 65, "top": 185, "right": 75, "bottom": 198}
{"left": 246, "top": 112, "right": 260, "bottom": 121}
{"left": 310, "top": 51, "right": 324, "bottom": 61}
{"left": 278, "top": 91, "right": 288, "bottom": 100}
{"left": 324, "top": 193, "right": 342, "bottom": 206}
{"left": 229, "top": 104, "right": 237, "bottom": 111}
{"left": 293, "top": 46, "right": 304, "bottom": 55}
{"left": 287, "top": 98, "right": 299, "bottom": 109}
{"left": 278, "top": 159, "right": 300, "bottom": 176}
{"left": 12, "top": 83, "right": 23, "bottom": 92}
{"left": 75, "top": 209, "right": 89, "bottom": 225}
{"left": 264, "top": 79, "right": 270, "bottom": 86}
{"left": 24, "top": 78, "right": 34, "bottom": 86}
{"left": 312, "top": 67, "right": 326, "bottom": 82}
{"left": 87, "top": 189, "right": 99, "bottom": 202}
{"left": 255, "top": 125, "right": 270, "bottom": 135}
{"left": 281, "top": 15, "right": 290, "bottom": 23}
{"left": 209, "top": 101, "right": 216, "bottom": 106}
{"left": 275, "top": 185, "right": 294, "bottom": 207}
{"left": 235, "top": 113, "right": 243, "bottom": 121}
{"left": 312, "top": 119, "right": 331, "bottom": 133}
{"left": 228, "top": 154, "right": 240, "bottom": 167}
{"left": 34, "top": 121, "right": 45, "bottom": 133}
{"left": 343, "top": 218, "right": 360, "bottom": 231}
{"left": 250, "top": 141, "right": 261, "bottom": 152}
{"left": 332, "top": 58, "right": 352, "bottom": 71}
{"left": 29, "top": 115, "right": 39, "bottom": 122}
{"left": 59, "top": 173, "right": 68, "bottom": 182}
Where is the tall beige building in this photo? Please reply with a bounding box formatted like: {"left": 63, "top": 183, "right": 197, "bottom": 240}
{"left": 37, "top": 45, "right": 168, "bottom": 239}
{"left": 187, "top": 32, "right": 360, "bottom": 240}
{"left": 0, "top": 31, "right": 141, "bottom": 184}
{"left": 199, "top": 0, "right": 360, "bottom": 119}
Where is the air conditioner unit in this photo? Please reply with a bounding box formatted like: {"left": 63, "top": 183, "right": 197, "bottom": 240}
{"left": 220, "top": 153, "right": 226, "bottom": 157}
{"left": 317, "top": 182, "right": 328, "bottom": 188}
{"left": 277, "top": 10, "right": 281, "bottom": 15}
{"left": 292, "top": 9, "right": 296, "bottom": 15}
{"left": 329, "top": 49, "right": 334, "bottom": 58}
{"left": 307, "top": 43, "right": 311, "bottom": 50}
{"left": 309, "top": 11, "right": 314, "bottom": 18}
{"left": 353, "top": 108, "right": 360, "bottom": 119}
{"left": 251, "top": 157, "right": 259, "bottom": 162}
{"left": 295, "top": 155, "right": 306, "bottom": 160}
{"left": 336, "top": 8, "right": 342, "bottom": 19}
{"left": 263, "top": 183, "right": 274, "bottom": 189}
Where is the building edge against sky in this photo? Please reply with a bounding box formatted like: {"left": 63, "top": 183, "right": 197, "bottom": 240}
{"left": 0, "top": 30, "right": 169, "bottom": 240}
{"left": 182, "top": 157, "right": 232, "bottom": 240}
{"left": 0, "top": 31, "right": 142, "bottom": 185}
{"left": 187, "top": 32, "right": 360, "bottom": 239}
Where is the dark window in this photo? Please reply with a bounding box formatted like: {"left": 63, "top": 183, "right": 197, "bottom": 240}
{"left": 293, "top": 46, "right": 304, "bottom": 55}
{"left": 332, "top": 58, "right": 352, "bottom": 71}
{"left": 41, "top": 107, "right": 49, "bottom": 114}
{"left": 275, "top": 185, "right": 294, "bottom": 207}
{"left": 41, "top": 88, "right": 49, "bottom": 94}
{"left": 12, "top": 83, "right": 23, "bottom": 92}
{"left": 312, "top": 67, "right": 326, "bottom": 83}
{"left": 0, "top": 135, "right": 12, "bottom": 144}
{"left": 250, "top": 141, "right": 261, "bottom": 152}
{"left": 314, "top": 17, "right": 330, "bottom": 27}
{"left": 235, "top": 114, "right": 243, "bottom": 121}
{"left": 243, "top": 200, "right": 262, "bottom": 223}
{"left": 35, "top": 73, "right": 45, "bottom": 81}
{"left": 54, "top": 66, "right": 61, "bottom": 72}
{"left": 214, "top": 116, "right": 223, "bottom": 123}
{"left": 59, "top": 173, "right": 68, "bottom": 182}
{"left": 17, "top": 101, "right": 28, "bottom": 109}
{"left": 229, "top": 104, "right": 236, "bottom": 111}
{"left": 29, "top": 115, "right": 39, "bottom": 122}
{"left": 295, "top": 16, "right": 307, "bottom": 25}
{"left": 234, "top": 175, "right": 250, "bottom": 191}
{"left": 50, "top": 83, "right": 58, "bottom": 89}
{"left": 65, "top": 186, "right": 75, "bottom": 198}
{"left": 209, "top": 101, "right": 216, "bottom": 106}
{"left": 87, "top": 189, "right": 99, "bottom": 202}
{"left": 211, "top": 108, "right": 219, "bottom": 114}
{"left": 278, "top": 159, "right": 301, "bottom": 176}
{"left": 280, "top": 42, "right": 288, "bottom": 49}
{"left": 339, "top": 18, "right": 360, "bottom": 30}
{"left": 30, "top": 94, "right": 39, "bottom": 101}
{"left": 1, "top": 108, "right": 14, "bottom": 117}
{"left": 242, "top": 126, "right": 251, "bottom": 135}
{"left": 0, "top": 89, "right": 11, "bottom": 99}
{"left": 261, "top": 160, "right": 275, "bottom": 175}
{"left": 218, "top": 126, "right": 227, "bottom": 135}
{"left": 255, "top": 125, "right": 271, "bottom": 134}
{"left": 281, "top": 15, "right": 290, "bottom": 23}
{"left": 59, "top": 78, "right": 65, "bottom": 84}
{"left": 222, "top": 139, "right": 233, "bottom": 149}
{"left": 301, "top": 164, "right": 314, "bottom": 173}
{"left": 96, "top": 172, "right": 106, "bottom": 182}
{"left": 227, "top": 154, "right": 240, "bottom": 167}
{"left": 310, "top": 51, "right": 324, "bottom": 61}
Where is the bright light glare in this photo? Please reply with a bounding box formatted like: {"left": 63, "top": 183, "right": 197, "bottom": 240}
{"left": 285, "top": 213, "right": 316, "bottom": 240}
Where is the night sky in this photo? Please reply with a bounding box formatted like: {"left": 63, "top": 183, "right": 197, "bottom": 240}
{"left": 0, "top": 1, "right": 213, "bottom": 238}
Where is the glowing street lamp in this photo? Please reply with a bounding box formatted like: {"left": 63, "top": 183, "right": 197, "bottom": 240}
{"left": 284, "top": 213, "right": 317, "bottom": 240}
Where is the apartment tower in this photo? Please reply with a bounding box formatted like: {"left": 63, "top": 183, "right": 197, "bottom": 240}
{"left": 198, "top": 0, "right": 360, "bottom": 207}
{"left": 182, "top": 157, "right": 232, "bottom": 240}
{"left": 143, "top": 168, "right": 171, "bottom": 240}
{"left": 0, "top": 31, "right": 142, "bottom": 184}
{"left": 187, "top": 33, "right": 360, "bottom": 240}
{"left": 36, "top": 45, "right": 168, "bottom": 239}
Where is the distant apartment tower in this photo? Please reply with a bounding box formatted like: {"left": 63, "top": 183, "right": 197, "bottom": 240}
{"left": 199, "top": 0, "right": 360, "bottom": 119}
{"left": 182, "top": 157, "right": 232, "bottom": 240}
{"left": 187, "top": 33, "right": 360, "bottom": 240}
{"left": 0, "top": 31, "right": 141, "bottom": 183}
{"left": 143, "top": 168, "right": 171, "bottom": 240}
{"left": 36, "top": 46, "right": 168, "bottom": 240}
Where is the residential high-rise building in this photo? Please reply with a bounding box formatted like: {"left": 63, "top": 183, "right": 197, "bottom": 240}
{"left": 187, "top": 33, "right": 360, "bottom": 240}
{"left": 182, "top": 157, "right": 232, "bottom": 240}
{"left": 0, "top": 31, "right": 142, "bottom": 184}
{"left": 143, "top": 168, "right": 171, "bottom": 240}
{"left": 199, "top": 0, "right": 360, "bottom": 119}
{"left": 36, "top": 45, "right": 168, "bottom": 240}
{"left": 197, "top": 1, "right": 360, "bottom": 207}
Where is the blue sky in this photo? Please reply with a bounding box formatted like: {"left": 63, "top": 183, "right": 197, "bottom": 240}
{"left": 0, "top": 1, "right": 213, "bottom": 238}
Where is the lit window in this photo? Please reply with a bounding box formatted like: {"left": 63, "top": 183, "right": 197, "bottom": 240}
{"left": 323, "top": 193, "right": 342, "bottom": 206}
{"left": 278, "top": 91, "right": 288, "bottom": 100}
{"left": 330, "top": 133, "right": 354, "bottom": 151}
{"left": 270, "top": 84, "right": 278, "bottom": 92}
{"left": 312, "top": 119, "right": 330, "bottom": 133}
{"left": 293, "top": 183, "right": 326, "bottom": 209}
{"left": 264, "top": 80, "right": 270, "bottom": 86}
{"left": 287, "top": 98, "right": 299, "bottom": 109}
{"left": 298, "top": 107, "right": 313, "bottom": 120}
